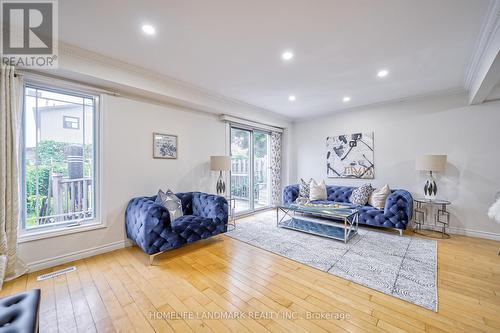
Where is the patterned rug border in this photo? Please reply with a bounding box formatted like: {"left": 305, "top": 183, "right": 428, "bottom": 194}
{"left": 226, "top": 214, "right": 438, "bottom": 312}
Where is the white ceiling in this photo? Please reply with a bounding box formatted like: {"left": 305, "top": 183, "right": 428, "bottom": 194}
{"left": 59, "top": 0, "right": 491, "bottom": 119}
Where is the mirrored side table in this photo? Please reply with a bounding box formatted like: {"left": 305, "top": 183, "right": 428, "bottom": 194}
{"left": 226, "top": 197, "right": 236, "bottom": 230}
{"left": 413, "top": 198, "right": 451, "bottom": 239}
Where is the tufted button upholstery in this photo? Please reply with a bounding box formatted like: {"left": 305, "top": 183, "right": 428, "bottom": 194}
{"left": 283, "top": 184, "right": 413, "bottom": 230}
{"left": 283, "top": 185, "right": 299, "bottom": 205}
{"left": 326, "top": 186, "right": 354, "bottom": 202}
{"left": 125, "top": 192, "right": 228, "bottom": 255}
{"left": 0, "top": 289, "right": 40, "bottom": 333}
{"left": 172, "top": 215, "right": 226, "bottom": 243}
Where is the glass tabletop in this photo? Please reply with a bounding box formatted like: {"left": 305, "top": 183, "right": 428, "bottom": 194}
{"left": 280, "top": 203, "right": 358, "bottom": 218}
{"left": 414, "top": 198, "right": 451, "bottom": 205}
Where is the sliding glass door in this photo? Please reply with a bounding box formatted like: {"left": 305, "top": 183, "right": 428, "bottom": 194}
{"left": 230, "top": 127, "right": 271, "bottom": 214}
{"left": 253, "top": 130, "right": 270, "bottom": 210}
{"left": 230, "top": 128, "right": 251, "bottom": 213}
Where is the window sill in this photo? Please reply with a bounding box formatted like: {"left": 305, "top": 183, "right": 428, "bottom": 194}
{"left": 18, "top": 221, "right": 106, "bottom": 243}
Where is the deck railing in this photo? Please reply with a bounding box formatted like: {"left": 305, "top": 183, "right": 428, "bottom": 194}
{"left": 230, "top": 158, "right": 269, "bottom": 204}
{"left": 36, "top": 174, "right": 93, "bottom": 225}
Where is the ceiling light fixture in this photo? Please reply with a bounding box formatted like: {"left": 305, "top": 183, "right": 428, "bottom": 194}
{"left": 142, "top": 24, "right": 156, "bottom": 36}
{"left": 343, "top": 96, "right": 351, "bottom": 103}
{"left": 282, "top": 51, "right": 294, "bottom": 61}
{"left": 288, "top": 95, "right": 296, "bottom": 101}
{"left": 377, "top": 69, "right": 389, "bottom": 78}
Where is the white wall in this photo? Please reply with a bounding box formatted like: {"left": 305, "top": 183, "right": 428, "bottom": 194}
{"left": 292, "top": 93, "right": 500, "bottom": 239}
{"left": 19, "top": 95, "right": 292, "bottom": 269}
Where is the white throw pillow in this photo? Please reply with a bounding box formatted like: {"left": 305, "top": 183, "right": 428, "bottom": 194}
{"left": 368, "top": 184, "right": 391, "bottom": 209}
{"left": 309, "top": 179, "right": 327, "bottom": 201}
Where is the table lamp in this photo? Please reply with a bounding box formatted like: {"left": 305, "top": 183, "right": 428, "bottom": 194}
{"left": 210, "top": 156, "right": 231, "bottom": 195}
{"left": 416, "top": 154, "right": 447, "bottom": 199}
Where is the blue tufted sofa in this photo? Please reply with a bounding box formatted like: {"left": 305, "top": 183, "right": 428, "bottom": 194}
{"left": 283, "top": 185, "right": 413, "bottom": 233}
{"left": 125, "top": 192, "right": 228, "bottom": 262}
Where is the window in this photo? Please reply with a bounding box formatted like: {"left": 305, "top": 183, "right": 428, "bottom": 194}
{"left": 22, "top": 84, "right": 99, "bottom": 233}
{"left": 230, "top": 126, "right": 271, "bottom": 215}
{"left": 63, "top": 115, "right": 80, "bottom": 129}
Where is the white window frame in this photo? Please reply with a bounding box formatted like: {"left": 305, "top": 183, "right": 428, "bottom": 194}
{"left": 18, "top": 80, "right": 105, "bottom": 243}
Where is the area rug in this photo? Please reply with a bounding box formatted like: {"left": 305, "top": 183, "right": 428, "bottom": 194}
{"left": 226, "top": 211, "right": 438, "bottom": 311}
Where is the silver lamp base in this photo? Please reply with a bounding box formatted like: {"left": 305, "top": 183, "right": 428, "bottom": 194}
{"left": 424, "top": 171, "right": 437, "bottom": 199}
{"left": 216, "top": 171, "right": 226, "bottom": 196}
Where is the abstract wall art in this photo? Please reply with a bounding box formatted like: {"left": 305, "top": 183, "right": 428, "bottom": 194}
{"left": 326, "top": 132, "right": 374, "bottom": 178}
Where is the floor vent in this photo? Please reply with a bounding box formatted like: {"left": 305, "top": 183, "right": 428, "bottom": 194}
{"left": 37, "top": 266, "right": 77, "bottom": 281}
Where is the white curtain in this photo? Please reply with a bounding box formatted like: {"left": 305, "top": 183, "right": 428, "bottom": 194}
{"left": 270, "top": 131, "right": 282, "bottom": 206}
{"left": 0, "top": 64, "right": 27, "bottom": 289}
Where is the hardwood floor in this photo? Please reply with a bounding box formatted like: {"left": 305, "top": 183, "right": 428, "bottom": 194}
{"left": 2, "top": 211, "right": 500, "bottom": 333}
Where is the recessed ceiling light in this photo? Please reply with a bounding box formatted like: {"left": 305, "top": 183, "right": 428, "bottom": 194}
{"left": 288, "top": 95, "right": 296, "bottom": 101}
{"left": 142, "top": 24, "right": 156, "bottom": 36}
{"left": 282, "top": 51, "right": 294, "bottom": 61}
{"left": 377, "top": 69, "right": 389, "bottom": 78}
{"left": 343, "top": 96, "right": 351, "bottom": 103}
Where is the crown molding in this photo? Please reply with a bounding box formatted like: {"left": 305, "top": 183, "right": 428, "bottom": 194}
{"left": 58, "top": 43, "right": 291, "bottom": 123}
{"left": 464, "top": 0, "right": 500, "bottom": 90}
{"left": 292, "top": 86, "right": 466, "bottom": 122}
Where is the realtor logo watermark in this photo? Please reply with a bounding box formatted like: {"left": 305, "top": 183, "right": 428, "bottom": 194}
{"left": 1, "top": 0, "right": 58, "bottom": 68}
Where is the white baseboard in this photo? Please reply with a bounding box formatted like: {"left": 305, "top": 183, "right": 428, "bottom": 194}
{"left": 446, "top": 227, "right": 500, "bottom": 241}
{"left": 27, "top": 239, "right": 133, "bottom": 273}
{"left": 409, "top": 220, "right": 500, "bottom": 241}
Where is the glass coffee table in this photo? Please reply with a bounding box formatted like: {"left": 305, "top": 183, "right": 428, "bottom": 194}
{"left": 276, "top": 203, "right": 359, "bottom": 243}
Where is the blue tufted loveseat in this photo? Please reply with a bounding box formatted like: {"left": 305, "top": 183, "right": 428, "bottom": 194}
{"left": 283, "top": 185, "right": 413, "bottom": 233}
{"left": 125, "top": 192, "right": 228, "bottom": 262}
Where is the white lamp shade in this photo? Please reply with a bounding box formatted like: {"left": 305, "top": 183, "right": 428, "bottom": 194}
{"left": 416, "top": 155, "right": 447, "bottom": 172}
{"left": 210, "top": 156, "right": 231, "bottom": 171}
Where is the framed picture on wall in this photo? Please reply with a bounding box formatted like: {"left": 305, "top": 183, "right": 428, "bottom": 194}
{"left": 153, "top": 133, "right": 178, "bottom": 159}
